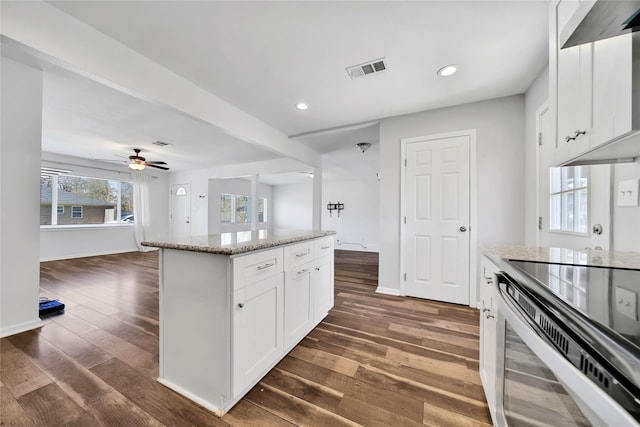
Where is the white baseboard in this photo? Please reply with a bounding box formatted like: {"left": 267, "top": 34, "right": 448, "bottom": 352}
{"left": 375, "top": 286, "right": 401, "bottom": 296}
{"left": 40, "top": 247, "right": 140, "bottom": 262}
{"left": 1, "top": 318, "right": 42, "bottom": 338}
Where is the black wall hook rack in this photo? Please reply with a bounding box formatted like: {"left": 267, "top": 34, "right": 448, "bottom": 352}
{"left": 327, "top": 201, "right": 344, "bottom": 217}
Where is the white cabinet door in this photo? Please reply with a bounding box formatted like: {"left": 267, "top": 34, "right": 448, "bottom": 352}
{"left": 284, "top": 265, "right": 314, "bottom": 350}
{"left": 556, "top": 42, "right": 592, "bottom": 162}
{"left": 233, "top": 273, "right": 283, "bottom": 394}
{"left": 591, "top": 33, "right": 634, "bottom": 149}
{"left": 479, "top": 256, "right": 499, "bottom": 424}
{"left": 312, "top": 255, "right": 333, "bottom": 323}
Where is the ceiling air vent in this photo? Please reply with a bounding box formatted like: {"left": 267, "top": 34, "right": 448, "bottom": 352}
{"left": 346, "top": 58, "right": 388, "bottom": 80}
{"left": 152, "top": 141, "right": 172, "bottom": 147}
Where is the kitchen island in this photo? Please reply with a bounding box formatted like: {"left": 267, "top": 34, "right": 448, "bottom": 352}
{"left": 142, "top": 229, "right": 335, "bottom": 416}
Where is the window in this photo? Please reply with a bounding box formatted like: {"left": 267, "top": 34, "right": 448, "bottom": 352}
{"left": 71, "top": 206, "right": 83, "bottom": 218}
{"left": 220, "top": 193, "right": 266, "bottom": 224}
{"left": 236, "top": 195, "right": 250, "bottom": 223}
{"left": 40, "top": 174, "right": 134, "bottom": 226}
{"left": 550, "top": 166, "right": 588, "bottom": 233}
{"left": 258, "top": 198, "right": 267, "bottom": 223}
{"left": 220, "top": 193, "right": 232, "bottom": 222}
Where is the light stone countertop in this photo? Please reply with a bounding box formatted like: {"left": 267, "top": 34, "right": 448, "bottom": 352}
{"left": 142, "top": 229, "right": 335, "bottom": 255}
{"left": 483, "top": 245, "right": 640, "bottom": 270}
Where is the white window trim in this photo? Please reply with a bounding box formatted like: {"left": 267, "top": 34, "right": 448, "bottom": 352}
{"left": 42, "top": 174, "right": 133, "bottom": 227}
{"left": 549, "top": 166, "right": 590, "bottom": 236}
{"left": 71, "top": 206, "right": 83, "bottom": 219}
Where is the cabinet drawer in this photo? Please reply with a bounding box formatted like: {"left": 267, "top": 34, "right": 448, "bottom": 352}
{"left": 284, "top": 241, "right": 313, "bottom": 271}
{"left": 233, "top": 248, "right": 283, "bottom": 290}
{"left": 314, "top": 236, "right": 334, "bottom": 259}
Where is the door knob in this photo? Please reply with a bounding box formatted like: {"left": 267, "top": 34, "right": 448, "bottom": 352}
{"left": 459, "top": 226, "right": 467, "bottom": 232}
{"left": 592, "top": 224, "right": 603, "bottom": 235}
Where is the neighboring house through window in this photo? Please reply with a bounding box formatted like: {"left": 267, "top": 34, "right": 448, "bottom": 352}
{"left": 40, "top": 173, "right": 134, "bottom": 226}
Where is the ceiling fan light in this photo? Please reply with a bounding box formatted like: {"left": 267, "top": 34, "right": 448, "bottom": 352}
{"left": 129, "top": 162, "right": 146, "bottom": 171}
{"left": 356, "top": 142, "right": 372, "bottom": 153}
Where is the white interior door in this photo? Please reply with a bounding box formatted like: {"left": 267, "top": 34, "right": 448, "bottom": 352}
{"left": 403, "top": 134, "right": 470, "bottom": 305}
{"left": 170, "top": 183, "right": 191, "bottom": 238}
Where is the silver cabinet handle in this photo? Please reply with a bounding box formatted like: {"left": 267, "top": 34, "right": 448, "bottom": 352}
{"left": 295, "top": 252, "right": 308, "bottom": 258}
{"left": 485, "top": 312, "right": 495, "bottom": 319}
{"left": 238, "top": 303, "right": 244, "bottom": 308}
{"left": 320, "top": 245, "right": 331, "bottom": 250}
{"left": 257, "top": 262, "right": 275, "bottom": 271}
{"left": 297, "top": 269, "right": 309, "bottom": 275}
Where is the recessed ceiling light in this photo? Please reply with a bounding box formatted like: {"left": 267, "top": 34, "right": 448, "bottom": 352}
{"left": 437, "top": 65, "right": 457, "bottom": 77}
{"left": 295, "top": 103, "right": 308, "bottom": 110}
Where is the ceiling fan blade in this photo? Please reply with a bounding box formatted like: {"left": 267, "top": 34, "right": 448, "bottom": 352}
{"left": 146, "top": 164, "right": 169, "bottom": 171}
{"left": 145, "top": 161, "right": 167, "bottom": 165}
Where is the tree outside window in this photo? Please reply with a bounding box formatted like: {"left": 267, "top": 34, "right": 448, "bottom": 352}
{"left": 236, "top": 195, "right": 250, "bottom": 223}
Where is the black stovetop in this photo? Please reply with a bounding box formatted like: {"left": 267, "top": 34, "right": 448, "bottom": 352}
{"left": 507, "top": 260, "right": 640, "bottom": 350}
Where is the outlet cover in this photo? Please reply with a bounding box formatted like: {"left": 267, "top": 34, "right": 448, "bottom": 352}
{"left": 615, "top": 286, "right": 638, "bottom": 320}
{"left": 617, "top": 179, "right": 639, "bottom": 207}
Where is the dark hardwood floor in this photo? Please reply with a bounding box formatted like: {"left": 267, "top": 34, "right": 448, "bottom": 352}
{"left": 1, "top": 249, "right": 490, "bottom": 426}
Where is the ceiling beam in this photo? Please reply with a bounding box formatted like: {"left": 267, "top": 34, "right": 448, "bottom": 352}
{"left": 0, "top": 1, "right": 321, "bottom": 167}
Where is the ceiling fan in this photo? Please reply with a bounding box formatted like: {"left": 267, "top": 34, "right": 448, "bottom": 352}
{"left": 96, "top": 148, "right": 169, "bottom": 171}
{"left": 127, "top": 148, "right": 169, "bottom": 171}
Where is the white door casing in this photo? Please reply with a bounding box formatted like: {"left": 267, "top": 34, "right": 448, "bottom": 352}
{"left": 536, "top": 101, "right": 551, "bottom": 247}
{"left": 400, "top": 130, "right": 476, "bottom": 306}
{"left": 170, "top": 183, "right": 191, "bottom": 238}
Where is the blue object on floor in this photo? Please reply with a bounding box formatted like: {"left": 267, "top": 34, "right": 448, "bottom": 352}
{"left": 39, "top": 299, "right": 65, "bottom": 316}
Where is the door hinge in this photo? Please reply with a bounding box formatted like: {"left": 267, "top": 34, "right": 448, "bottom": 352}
{"left": 538, "top": 216, "right": 542, "bottom": 230}
{"left": 538, "top": 132, "right": 542, "bottom": 146}
{"left": 404, "top": 216, "right": 406, "bottom": 224}
{"left": 404, "top": 159, "right": 407, "bottom": 167}
{"left": 404, "top": 273, "right": 407, "bottom": 281}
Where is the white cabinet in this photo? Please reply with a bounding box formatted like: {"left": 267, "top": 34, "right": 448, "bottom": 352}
{"left": 157, "top": 235, "right": 334, "bottom": 416}
{"left": 283, "top": 265, "right": 314, "bottom": 350}
{"left": 233, "top": 274, "right": 283, "bottom": 393}
{"left": 553, "top": 0, "right": 639, "bottom": 165}
{"left": 479, "top": 255, "right": 499, "bottom": 425}
{"left": 556, "top": 42, "right": 592, "bottom": 161}
{"left": 312, "top": 254, "right": 334, "bottom": 323}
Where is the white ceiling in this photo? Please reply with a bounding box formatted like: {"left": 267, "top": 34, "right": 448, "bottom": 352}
{"left": 26, "top": 1, "right": 549, "bottom": 175}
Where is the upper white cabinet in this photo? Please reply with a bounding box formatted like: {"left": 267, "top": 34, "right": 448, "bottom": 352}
{"left": 552, "top": 0, "right": 640, "bottom": 166}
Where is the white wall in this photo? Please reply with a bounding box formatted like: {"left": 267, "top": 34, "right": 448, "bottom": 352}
{"left": 1, "top": 58, "right": 43, "bottom": 337}
{"left": 524, "top": 66, "right": 549, "bottom": 246}
{"left": 272, "top": 183, "right": 313, "bottom": 230}
{"left": 39, "top": 152, "right": 170, "bottom": 261}
{"left": 612, "top": 162, "right": 640, "bottom": 252}
{"left": 208, "top": 178, "right": 273, "bottom": 234}
{"left": 323, "top": 179, "right": 379, "bottom": 252}
{"left": 378, "top": 95, "right": 526, "bottom": 297}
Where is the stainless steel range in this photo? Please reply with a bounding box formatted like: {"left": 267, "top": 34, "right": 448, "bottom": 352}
{"left": 494, "top": 260, "right": 640, "bottom": 426}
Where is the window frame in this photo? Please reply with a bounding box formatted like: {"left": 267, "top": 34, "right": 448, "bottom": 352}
{"left": 40, "top": 173, "right": 134, "bottom": 228}
{"left": 549, "top": 166, "right": 590, "bottom": 236}
{"left": 71, "top": 206, "right": 83, "bottom": 219}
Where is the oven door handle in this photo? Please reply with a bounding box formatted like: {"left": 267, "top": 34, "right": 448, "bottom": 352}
{"left": 496, "top": 286, "right": 639, "bottom": 426}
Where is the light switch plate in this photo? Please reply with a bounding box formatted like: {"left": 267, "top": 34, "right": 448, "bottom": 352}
{"left": 615, "top": 286, "right": 637, "bottom": 320}
{"left": 617, "top": 179, "right": 639, "bottom": 207}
